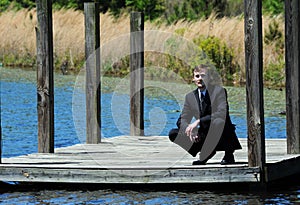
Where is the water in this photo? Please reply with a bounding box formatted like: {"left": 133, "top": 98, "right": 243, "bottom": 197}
{"left": 1, "top": 67, "right": 299, "bottom": 204}
{"left": 0, "top": 67, "right": 287, "bottom": 157}
{"left": 1, "top": 186, "right": 299, "bottom": 204}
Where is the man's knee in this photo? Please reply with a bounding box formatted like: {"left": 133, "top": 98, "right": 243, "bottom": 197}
{"left": 212, "top": 118, "right": 225, "bottom": 129}
{"left": 169, "top": 128, "right": 179, "bottom": 142}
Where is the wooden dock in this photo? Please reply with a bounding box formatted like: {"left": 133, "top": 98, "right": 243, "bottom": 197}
{"left": 0, "top": 136, "right": 299, "bottom": 185}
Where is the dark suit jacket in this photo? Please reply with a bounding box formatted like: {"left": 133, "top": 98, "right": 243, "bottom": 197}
{"left": 170, "top": 85, "right": 242, "bottom": 156}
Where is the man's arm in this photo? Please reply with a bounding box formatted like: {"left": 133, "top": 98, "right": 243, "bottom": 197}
{"left": 211, "top": 87, "right": 228, "bottom": 121}
{"left": 176, "top": 93, "right": 194, "bottom": 130}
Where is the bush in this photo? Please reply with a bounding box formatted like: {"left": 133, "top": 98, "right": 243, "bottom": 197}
{"left": 262, "top": 0, "right": 284, "bottom": 16}
{"left": 264, "top": 57, "right": 285, "bottom": 87}
{"left": 264, "top": 19, "right": 284, "bottom": 53}
{"left": 193, "top": 36, "right": 239, "bottom": 83}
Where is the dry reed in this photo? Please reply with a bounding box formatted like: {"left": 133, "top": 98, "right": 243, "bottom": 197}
{"left": 0, "top": 9, "right": 284, "bottom": 84}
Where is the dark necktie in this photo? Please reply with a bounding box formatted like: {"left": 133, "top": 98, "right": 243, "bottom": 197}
{"left": 200, "top": 92, "right": 205, "bottom": 111}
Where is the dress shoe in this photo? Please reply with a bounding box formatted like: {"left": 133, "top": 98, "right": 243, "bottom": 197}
{"left": 192, "top": 160, "right": 207, "bottom": 165}
{"left": 220, "top": 154, "right": 235, "bottom": 165}
{"left": 192, "top": 151, "right": 216, "bottom": 165}
{"left": 220, "top": 158, "right": 235, "bottom": 165}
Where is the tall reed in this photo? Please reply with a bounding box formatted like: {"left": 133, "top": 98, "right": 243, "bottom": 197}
{"left": 0, "top": 9, "right": 284, "bottom": 86}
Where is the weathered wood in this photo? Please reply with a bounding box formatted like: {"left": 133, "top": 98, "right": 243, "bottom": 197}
{"left": 1, "top": 137, "right": 300, "bottom": 184}
{"left": 285, "top": 0, "right": 300, "bottom": 154}
{"left": 264, "top": 156, "right": 300, "bottom": 182}
{"left": 36, "top": 0, "right": 54, "bottom": 153}
{"left": 84, "top": 3, "right": 101, "bottom": 143}
{"left": 244, "top": 0, "right": 265, "bottom": 170}
{"left": 0, "top": 166, "right": 260, "bottom": 184}
{"left": 0, "top": 101, "right": 1, "bottom": 163}
{"left": 130, "top": 12, "right": 144, "bottom": 136}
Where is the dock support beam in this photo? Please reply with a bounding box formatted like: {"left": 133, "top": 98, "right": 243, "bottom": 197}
{"left": 285, "top": 0, "right": 300, "bottom": 154}
{"left": 244, "top": 0, "right": 266, "bottom": 169}
{"left": 0, "top": 98, "right": 2, "bottom": 163}
{"left": 84, "top": 3, "right": 101, "bottom": 144}
{"left": 36, "top": 0, "right": 54, "bottom": 153}
{"left": 130, "top": 12, "right": 144, "bottom": 136}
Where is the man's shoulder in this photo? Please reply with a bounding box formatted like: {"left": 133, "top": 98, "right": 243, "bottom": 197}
{"left": 185, "top": 89, "right": 198, "bottom": 97}
{"left": 209, "top": 85, "right": 226, "bottom": 93}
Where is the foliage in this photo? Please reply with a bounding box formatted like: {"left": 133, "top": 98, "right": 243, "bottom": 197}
{"left": 52, "top": 0, "right": 84, "bottom": 10}
{"left": 263, "top": 18, "right": 285, "bottom": 88}
{"left": 0, "top": 0, "right": 82, "bottom": 11}
{"left": 0, "top": 0, "right": 12, "bottom": 12}
{"left": 193, "top": 36, "right": 238, "bottom": 83}
{"left": 164, "top": 0, "right": 228, "bottom": 23}
{"left": 125, "top": 0, "right": 165, "bottom": 21}
{"left": 4, "top": 0, "right": 35, "bottom": 10}
{"left": 223, "top": 0, "right": 243, "bottom": 17}
{"left": 0, "top": 0, "right": 286, "bottom": 87}
{"left": 103, "top": 0, "right": 126, "bottom": 17}
{"left": 1, "top": 0, "right": 285, "bottom": 21}
{"left": 0, "top": 0, "right": 35, "bottom": 12}
{"left": 105, "top": 55, "right": 130, "bottom": 77}
{"left": 262, "top": 0, "right": 284, "bottom": 16}
{"left": 264, "top": 56, "right": 285, "bottom": 87}
{"left": 264, "top": 19, "right": 284, "bottom": 53}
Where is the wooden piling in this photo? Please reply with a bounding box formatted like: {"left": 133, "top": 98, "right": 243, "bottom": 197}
{"left": 36, "top": 0, "right": 54, "bottom": 153}
{"left": 130, "top": 12, "right": 144, "bottom": 136}
{"left": 285, "top": 0, "right": 300, "bottom": 154}
{"left": 84, "top": 3, "right": 101, "bottom": 143}
{"left": 244, "top": 0, "right": 266, "bottom": 170}
{"left": 0, "top": 98, "right": 2, "bottom": 163}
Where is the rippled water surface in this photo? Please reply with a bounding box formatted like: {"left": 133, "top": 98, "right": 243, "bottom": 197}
{"left": 0, "top": 67, "right": 299, "bottom": 204}
{"left": 1, "top": 184, "right": 300, "bottom": 204}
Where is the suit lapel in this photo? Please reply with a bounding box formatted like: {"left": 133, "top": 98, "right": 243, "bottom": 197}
{"left": 192, "top": 88, "right": 212, "bottom": 117}
{"left": 193, "top": 89, "right": 201, "bottom": 115}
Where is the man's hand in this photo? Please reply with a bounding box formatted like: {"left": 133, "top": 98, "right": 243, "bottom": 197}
{"left": 185, "top": 119, "right": 200, "bottom": 142}
{"left": 189, "top": 132, "right": 201, "bottom": 143}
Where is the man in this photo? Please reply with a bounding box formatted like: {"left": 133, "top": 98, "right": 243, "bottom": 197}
{"left": 169, "top": 64, "right": 242, "bottom": 165}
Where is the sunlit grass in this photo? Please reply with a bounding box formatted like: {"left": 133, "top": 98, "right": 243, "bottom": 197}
{"left": 0, "top": 9, "right": 284, "bottom": 85}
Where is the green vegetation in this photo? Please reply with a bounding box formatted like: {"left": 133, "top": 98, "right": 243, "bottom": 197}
{"left": 0, "top": 0, "right": 286, "bottom": 87}
{"left": 264, "top": 19, "right": 284, "bottom": 52}
{"left": 193, "top": 36, "right": 239, "bottom": 83}
{"left": 262, "top": 0, "right": 284, "bottom": 16}
{"left": 263, "top": 19, "right": 285, "bottom": 87}
{"left": 1, "top": 0, "right": 284, "bottom": 20}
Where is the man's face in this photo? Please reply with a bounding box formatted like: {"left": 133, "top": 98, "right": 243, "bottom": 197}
{"left": 193, "top": 69, "right": 208, "bottom": 90}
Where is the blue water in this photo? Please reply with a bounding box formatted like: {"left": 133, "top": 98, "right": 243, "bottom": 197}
{"left": 1, "top": 80, "right": 184, "bottom": 157}
{"left": 0, "top": 68, "right": 287, "bottom": 158}
{"left": 1, "top": 67, "right": 298, "bottom": 204}
{"left": 0, "top": 187, "right": 299, "bottom": 204}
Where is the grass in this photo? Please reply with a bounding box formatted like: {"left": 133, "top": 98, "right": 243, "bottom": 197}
{"left": 0, "top": 8, "right": 285, "bottom": 86}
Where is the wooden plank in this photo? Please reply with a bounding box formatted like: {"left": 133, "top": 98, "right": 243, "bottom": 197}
{"left": 36, "top": 0, "right": 54, "bottom": 153}
{"left": 265, "top": 155, "right": 300, "bottom": 182}
{"left": 2, "top": 138, "right": 294, "bottom": 163}
{"left": 130, "top": 12, "right": 144, "bottom": 136}
{"left": 244, "top": 0, "right": 266, "bottom": 170}
{"left": 0, "top": 161, "right": 250, "bottom": 169}
{"left": 84, "top": 3, "right": 101, "bottom": 143}
{"left": 1, "top": 137, "right": 300, "bottom": 184}
{"left": 285, "top": 0, "right": 300, "bottom": 154}
{"left": 0, "top": 167, "right": 260, "bottom": 184}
